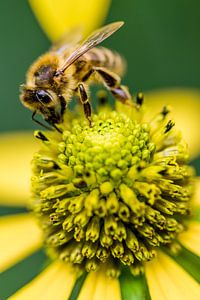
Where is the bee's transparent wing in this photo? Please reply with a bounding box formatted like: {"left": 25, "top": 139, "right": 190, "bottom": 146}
{"left": 56, "top": 21, "right": 124, "bottom": 74}
{"left": 51, "top": 26, "right": 83, "bottom": 54}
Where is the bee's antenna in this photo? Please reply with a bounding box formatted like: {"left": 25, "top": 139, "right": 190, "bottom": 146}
{"left": 32, "top": 111, "right": 52, "bottom": 131}
{"left": 52, "top": 123, "right": 63, "bottom": 133}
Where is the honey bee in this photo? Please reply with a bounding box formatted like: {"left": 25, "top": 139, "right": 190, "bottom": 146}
{"left": 20, "top": 21, "right": 131, "bottom": 132}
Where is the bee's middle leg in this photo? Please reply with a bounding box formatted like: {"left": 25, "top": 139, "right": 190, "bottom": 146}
{"left": 93, "top": 67, "right": 132, "bottom": 106}
{"left": 77, "top": 83, "right": 92, "bottom": 126}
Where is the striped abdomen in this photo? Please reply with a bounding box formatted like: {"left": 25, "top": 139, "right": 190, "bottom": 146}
{"left": 83, "top": 47, "right": 126, "bottom": 76}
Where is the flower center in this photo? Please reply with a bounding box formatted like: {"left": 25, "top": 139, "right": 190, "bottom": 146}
{"left": 31, "top": 108, "right": 194, "bottom": 277}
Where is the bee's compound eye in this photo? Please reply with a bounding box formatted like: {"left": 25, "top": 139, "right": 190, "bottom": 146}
{"left": 36, "top": 90, "right": 52, "bottom": 104}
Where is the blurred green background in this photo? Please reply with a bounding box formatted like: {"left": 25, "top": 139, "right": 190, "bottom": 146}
{"left": 0, "top": 1, "right": 200, "bottom": 298}
{"left": 0, "top": 0, "right": 199, "bottom": 165}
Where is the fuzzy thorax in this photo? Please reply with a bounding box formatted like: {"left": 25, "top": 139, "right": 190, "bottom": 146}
{"left": 31, "top": 105, "right": 194, "bottom": 277}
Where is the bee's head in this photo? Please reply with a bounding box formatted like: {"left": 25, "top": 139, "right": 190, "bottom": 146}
{"left": 20, "top": 85, "right": 64, "bottom": 124}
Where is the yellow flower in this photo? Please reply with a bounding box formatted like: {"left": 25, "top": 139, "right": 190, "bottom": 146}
{"left": 29, "top": 0, "right": 111, "bottom": 40}
{"left": 1, "top": 1, "right": 200, "bottom": 300}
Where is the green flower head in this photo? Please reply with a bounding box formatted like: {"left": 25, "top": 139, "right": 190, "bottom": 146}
{"left": 31, "top": 94, "right": 194, "bottom": 277}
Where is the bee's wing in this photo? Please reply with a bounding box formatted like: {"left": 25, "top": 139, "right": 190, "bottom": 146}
{"left": 51, "top": 26, "right": 83, "bottom": 54}
{"left": 55, "top": 21, "right": 124, "bottom": 75}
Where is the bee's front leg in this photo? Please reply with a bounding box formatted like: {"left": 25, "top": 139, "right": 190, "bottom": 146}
{"left": 77, "top": 83, "right": 92, "bottom": 126}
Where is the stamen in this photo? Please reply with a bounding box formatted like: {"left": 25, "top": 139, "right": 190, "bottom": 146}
{"left": 86, "top": 216, "right": 100, "bottom": 242}
{"left": 164, "top": 120, "right": 175, "bottom": 134}
{"left": 34, "top": 130, "right": 49, "bottom": 141}
{"left": 136, "top": 92, "right": 144, "bottom": 106}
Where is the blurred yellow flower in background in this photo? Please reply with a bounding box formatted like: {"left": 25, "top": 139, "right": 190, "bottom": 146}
{"left": 0, "top": 1, "right": 200, "bottom": 300}
{"left": 29, "top": 0, "right": 111, "bottom": 40}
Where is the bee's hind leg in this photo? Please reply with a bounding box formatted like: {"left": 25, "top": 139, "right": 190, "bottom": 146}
{"left": 93, "top": 67, "right": 133, "bottom": 106}
{"left": 77, "top": 83, "right": 92, "bottom": 126}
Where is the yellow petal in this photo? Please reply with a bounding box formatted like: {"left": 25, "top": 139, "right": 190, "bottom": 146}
{"left": 29, "top": 0, "right": 111, "bottom": 41}
{"left": 92, "top": 271, "right": 107, "bottom": 300}
{"left": 104, "top": 276, "right": 121, "bottom": 300}
{"left": 145, "top": 251, "right": 200, "bottom": 300}
{"left": 178, "top": 221, "right": 200, "bottom": 256}
{"left": 0, "top": 132, "right": 38, "bottom": 206}
{"left": 93, "top": 270, "right": 121, "bottom": 300}
{"left": 144, "top": 89, "right": 200, "bottom": 158}
{"left": 192, "top": 177, "right": 200, "bottom": 207}
{"left": 77, "top": 268, "right": 121, "bottom": 300}
{"left": 9, "top": 261, "right": 77, "bottom": 300}
{"left": 77, "top": 271, "right": 98, "bottom": 300}
{"left": 0, "top": 214, "right": 42, "bottom": 272}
